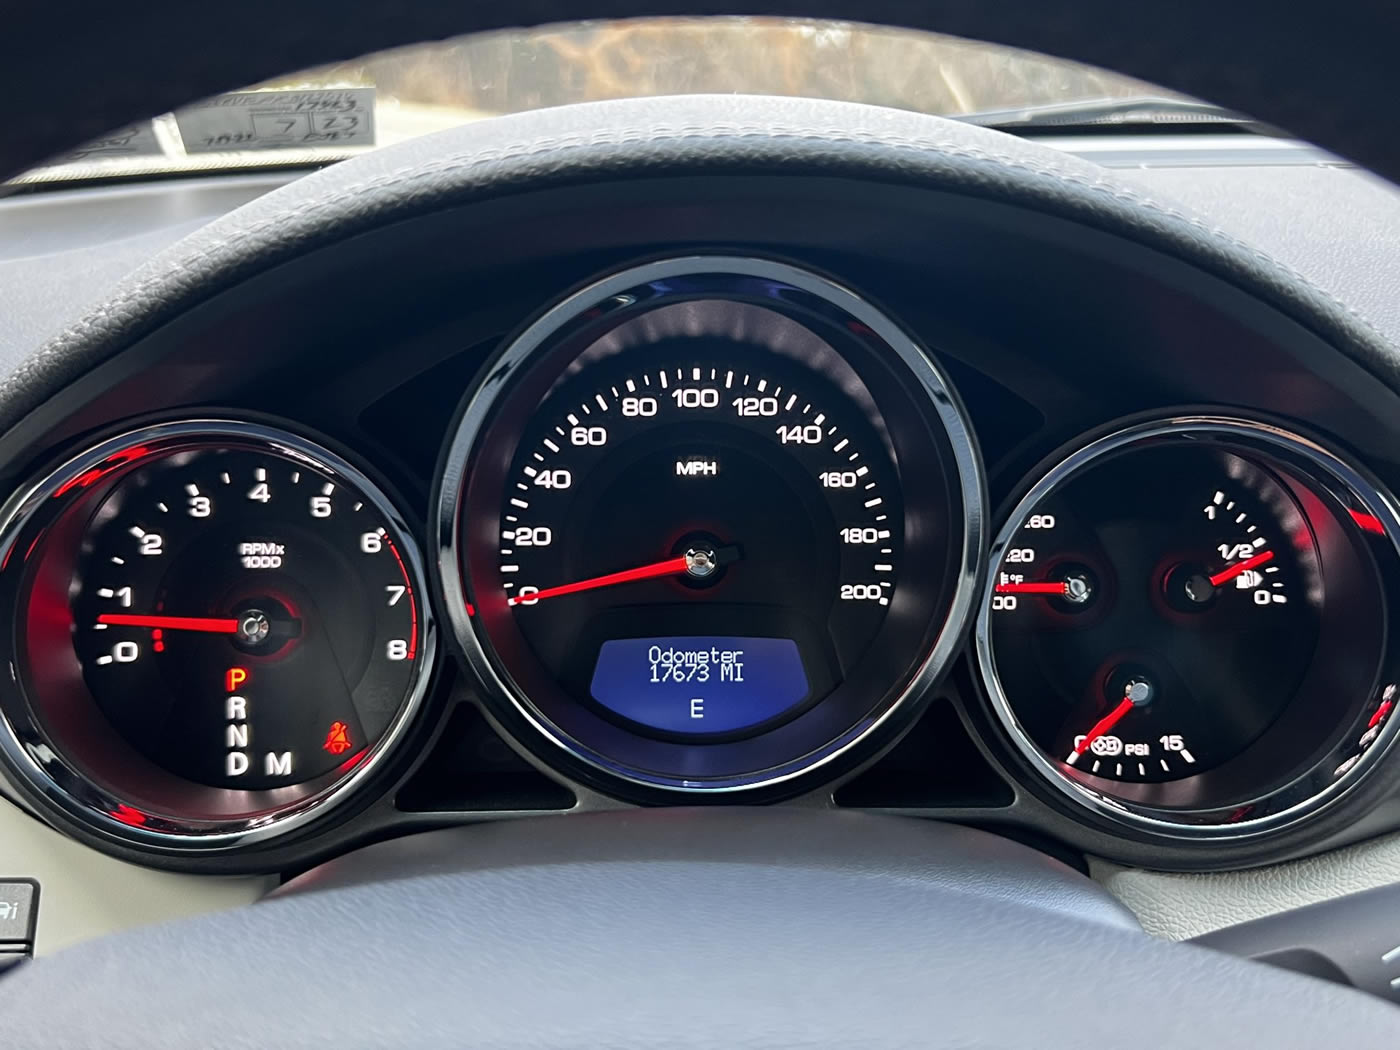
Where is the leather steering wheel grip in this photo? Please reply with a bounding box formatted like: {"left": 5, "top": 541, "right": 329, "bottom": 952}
{"left": 1, "top": 809, "right": 1397, "bottom": 1048}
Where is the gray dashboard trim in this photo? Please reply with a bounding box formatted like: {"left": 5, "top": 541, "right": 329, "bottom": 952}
{"left": 1092, "top": 829, "right": 1400, "bottom": 940}
{"left": 1, "top": 95, "right": 1394, "bottom": 450}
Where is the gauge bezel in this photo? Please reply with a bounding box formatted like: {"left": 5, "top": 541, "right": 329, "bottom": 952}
{"left": 0, "top": 419, "right": 438, "bottom": 853}
{"left": 976, "top": 415, "right": 1400, "bottom": 840}
{"left": 435, "top": 255, "right": 985, "bottom": 798}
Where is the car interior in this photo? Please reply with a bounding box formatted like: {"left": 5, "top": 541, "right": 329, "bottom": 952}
{"left": 3, "top": 2, "right": 1400, "bottom": 1045}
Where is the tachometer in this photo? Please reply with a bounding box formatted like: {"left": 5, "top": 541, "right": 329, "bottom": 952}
{"left": 0, "top": 421, "right": 435, "bottom": 854}
{"left": 977, "top": 417, "right": 1400, "bottom": 836}
{"left": 437, "top": 257, "right": 983, "bottom": 797}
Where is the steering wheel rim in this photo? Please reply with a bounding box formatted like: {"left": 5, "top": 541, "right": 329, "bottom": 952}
{"left": 4, "top": 808, "right": 1399, "bottom": 1048}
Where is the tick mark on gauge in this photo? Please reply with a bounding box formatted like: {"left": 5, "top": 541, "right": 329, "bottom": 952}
{"left": 157, "top": 502, "right": 169, "bottom": 513}
{"left": 221, "top": 472, "right": 231, "bottom": 485}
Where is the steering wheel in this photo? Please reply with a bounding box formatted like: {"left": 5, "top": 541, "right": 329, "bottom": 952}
{"left": 3, "top": 3, "right": 1400, "bottom": 1046}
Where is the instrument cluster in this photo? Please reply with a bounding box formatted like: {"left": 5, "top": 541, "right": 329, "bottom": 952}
{"left": 2, "top": 255, "right": 1398, "bottom": 868}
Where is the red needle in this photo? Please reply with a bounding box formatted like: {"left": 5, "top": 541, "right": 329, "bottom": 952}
{"left": 97, "top": 614, "right": 240, "bottom": 634}
{"left": 508, "top": 555, "right": 692, "bottom": 606}
{"left": 994, "top": 581, "right": 1068, "bottom": 595}
{"left": 1208, "top": 549, "right": 1274, "bottom": 587}
{"left": 1073, "top": 697, "right": 1136, "bottom": 756}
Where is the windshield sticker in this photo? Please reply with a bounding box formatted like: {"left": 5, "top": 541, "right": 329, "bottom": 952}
{"left": 56, "top": 123, "right": 163, "bottom": 161}
{"left": 175, "top": 88, "right": 375, "bottom": 153}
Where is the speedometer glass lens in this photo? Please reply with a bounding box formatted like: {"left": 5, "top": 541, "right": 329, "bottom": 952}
{"left": 978, "top": 419, "right": 1400, "bottom": 834}
{"left": 437, "top": 257, "right": 983, "bottom": 797}
{"left": 0, "top": 422, "right": 434, "bottom": 849}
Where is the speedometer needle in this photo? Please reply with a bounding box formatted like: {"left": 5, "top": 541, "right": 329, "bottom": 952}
{"left": 97, "top": 614, "right": 240, "bottom": 633}
{"left": 508, "top": 546, "right": 741, "bottom": 606}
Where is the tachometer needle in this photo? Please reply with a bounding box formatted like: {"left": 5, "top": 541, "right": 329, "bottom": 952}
{"left": 508, "top": 546, "right": 741, "bottom": 606}
{"left": 1208, "top": 549, "right": 1274, "bottom": 588}
{"left": 96, "top": 614, "right": 240, "bottom": 634}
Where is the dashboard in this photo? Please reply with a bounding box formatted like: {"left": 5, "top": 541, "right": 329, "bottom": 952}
{"left": 5, "top": 101, "right": 1400, "bottom": 954}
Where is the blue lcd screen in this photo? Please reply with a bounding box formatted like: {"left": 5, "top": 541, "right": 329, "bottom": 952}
{"left": 589, "top": 636, "right": 811, "bottom": 735}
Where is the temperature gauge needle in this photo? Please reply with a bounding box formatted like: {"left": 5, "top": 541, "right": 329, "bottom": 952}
{"left": 507, "top": 545, "right": 742, "bottom": 606}
{"left": 994, "top": 581, "right": 1068, "bottom": 596}
{"left": 995, "top": 572, "right": 1093, "bottom": 605}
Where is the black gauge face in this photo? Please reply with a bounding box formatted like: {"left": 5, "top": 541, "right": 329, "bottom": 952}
{"left": 441, "top": 259, "right": 983, "bottom": 796}
{"left": 501, "top": 356, "right": 902, "bottom": 739}
{"left": 978, "top": 420, "right": 1400, "bottom": 835}
{"left": 0, "top": 423, "right": 435, "bottom": 850}
{"left": 69, "top": 449, "right": 421, "bottom": 790}
{"left": 991, "top": 445, "right": 1321, "bottom": 782}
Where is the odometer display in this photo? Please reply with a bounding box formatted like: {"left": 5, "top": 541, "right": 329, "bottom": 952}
{"left": 439, "top": 257, "right": 984, "bottom": 797}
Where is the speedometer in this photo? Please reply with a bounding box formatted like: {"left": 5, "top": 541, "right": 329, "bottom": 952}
{"left": 500, "top": 358, "right": 899, "bottom": 737}
{"left": 436, "top": 257, "right": 983, "bottom": 798}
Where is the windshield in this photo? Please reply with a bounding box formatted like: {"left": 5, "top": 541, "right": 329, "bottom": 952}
{"left": 17, "top": 17, "right": 1198, "bottom": 185}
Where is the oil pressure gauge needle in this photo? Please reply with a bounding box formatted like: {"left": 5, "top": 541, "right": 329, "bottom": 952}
{"left": 1066, "top": 679, "right": 1153, "bottom": 765}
